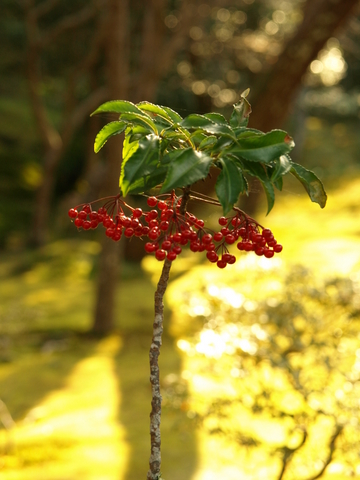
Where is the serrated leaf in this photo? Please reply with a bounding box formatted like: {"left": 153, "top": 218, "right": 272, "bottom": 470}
{"left": 161, "top": 106, "right": 183, "bottom": 123}
{"left": 202, "top": 123, "right": 236, "bottom": 139}
{"left": 229, "top": 130, "right": 294, "bottom": 163}
{"left": 240, "top": 159, "right": 275, "bottom": 214}
{"left": 137, "top": 102, "right": 174, "bottom": 124}
{"left": 127, "top": 166, "right": 168, "bottom": 194}
{"left": 91, "top": 100, "right": 145, "bottom": 117}
{"left": 273, "top": 177, "right": 283, "bottom": 191}
{"left": 229, "top": 97, "right": 252, "bottom": 127}
{"left": 120, "top": 135, "right": 160, "bottom": 196}
{"left": 235, "top": 128, "right": 263, "bottom": 139}
{"left": 120, "top": 113, "right": 157, "bottom": 134}
{"left": 291, "top": 163, "right": 327, "bottom": 208}
{"left": 191, "top": 130, "right": 207, "bottom": 146}
{"left": 199, "top": 135, "right": 217, "bottom": 149}
{"left": 180, "top": 114, "right": 215, "bottom": 129}
{"left": 203, "top": 113, "right": 228, "bottom": 125}
{"left": 94, "top": 121, "right": 127, "bottom": 153}
{"left": 270, "top": 154, "right": 292, "bottom": 183}
{"left": 215, "top": 157, "right": 247, "bottom": 214}
{"left": 160, "top": 148, "right": 213, "bottom": 192}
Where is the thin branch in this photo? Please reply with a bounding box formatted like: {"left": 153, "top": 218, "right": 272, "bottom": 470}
{"left": 277, "top": 428, "right": 307, "bottom": 480}
{"left": 305, "top": 424, "right": 343, "bottom": 480}
{"left": 39, "top": 1, "right": 103, "bottom": 48}
{"left": 147, "top": 187, "right": 191, "bottom": 480}
{"left": 34, "top": 0, "right": 61, "bottom": 18}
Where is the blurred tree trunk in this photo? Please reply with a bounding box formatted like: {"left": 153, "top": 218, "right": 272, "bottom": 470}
{"left": 239, "top": 0, "right": 359, "bottom": 215}
{"left": 24, "top": 0, "right": 108, "bottom": 246}
{"left": 250, "top": 0, "right": 359, "bottom": 132}
{"left": 91, "top": 0, "right": 199, "bottom": 334}
{"left": 91, "top": 0, "right": 129, "bottom": 336}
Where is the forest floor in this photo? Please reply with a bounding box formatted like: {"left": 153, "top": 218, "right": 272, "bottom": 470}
{"left": 0, "top": 174, "right": 360, "bottom": 480}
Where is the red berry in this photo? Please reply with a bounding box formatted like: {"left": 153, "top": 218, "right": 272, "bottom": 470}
{"left": 162, "top": 240, "right": 172, "bottom": 251}
{"left": 243, "top": 242, "right": 253, "bottom": 252}
{"left": 238, "top": 227, "right": 247, "bottom": 236}
{"left": 132, "top": 208, "right": 143, "bottom": 218}
{"left": 158, "top": 200, "right": 167, "bottom": 210}
{"left": 231, "top": 217, "right": 240, "bottom": 227}
{"left": 89, "top": 211, "right": 98, "bottom": 220}
{"left": 213, "top": 232, "right": 223, "bottom": 242}
{"left": 147, "top": 197, "right": 158, "bottom": 207}
{"left": 190, "top": 242, "right": 200, "bottom": 252}
{"left": 145, "top": 242, "right": 156, "bottom": 253}
{"left": 74, "top": 218, "right": 83, "bottom": 228}
{"left": 264, "top": 249, "right": 274, "bottom": 258}
{"left": 217, "top": 260, "right": 227, "bottom": 269}
{"left": 68, "top": 208, "right": 78, "bottom": 218}
{"left": 106, "top": 228, "right": 115, "bottom": 237}
{"left": 148, "top": 219, "right": 159, "bottom": 228}
{"left": 255, "top": 247, "right": 264, "bottom": 256}
{"left": 90, "top": 220, "right": 99, "bottom": 229}
{"left": 225, "top": 234, "right": 235, "bottom": 244}
{"left": 221, "top": 253, "right": 230, "bottom": 262}
{"left": 124, "top": 227, "right": 134, "bottom": 237}
{"left": 221, "top": 227, "right": 230, "bottom": 236}
{"left": 131, "top": 218, "right": 140, "bottom": 228}
{"left": 267, "top": 240, "right": 277, "bottom": 247}
{"left": 218, "top": 217, "right": 227, "bottom": 226}
{"left": 206, "top": 251, "right": 218, "bottom": 263}
{"left": 195, "top": 219, "right": 204, "bottom": 228}
{"left": 202, "top": 233, "right": 213, "bottom": 244}
{"left": 262, "top": 228, "right": 272, "bottom": 237}
{"left": 274, "top": 244, "right": 283, "bottom": 253}
{"left": 159, "top": 220, "right": 169, "bottom": 231}
{"left": 112, "top": 231, "right": 121, "bottom": 241}
{"left": 237, "top": 242, "right": 245, "bottom": 251}
{"left": 205, "top": 243, "right": 216, "bottom": 251}
{"left": 148, "top": 228, "right": 160, "bottom": 240}
{"left": 155, "top": 249, "right": 166, "bottom": 261}
{"left": 172, "top": 245, "right": 182, "bottom": 255}
{"left": 83, "top": 221, "right": 91, "bottom": 230}
{"left": 78, "top": 211, "right": 87, "bottom": 220}
{"left": 149, "top": 210, "right": 158, "bottom": 219}
{"left": 172, "top": 233, "right": 182, "bottom": 243}
{"left": 228, "top": 255, "right": 236, "bottom": 264}
{"left": 167, "top": 251, "right": 177, "bottom": 261}
{"left": 83, "top": 205, "right": 91, "bottom": 214}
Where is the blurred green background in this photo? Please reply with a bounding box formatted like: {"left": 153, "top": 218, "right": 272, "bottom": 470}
{"left": 1, "top": 0, "right": 360, "bottom": 479}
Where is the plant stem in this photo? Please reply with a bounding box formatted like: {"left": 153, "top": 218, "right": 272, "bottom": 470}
{"left": 147, "top": 258, "right": 172, "bottom": 480}
{"left": 147, "top": 187, "right": 191, "bottom": 480}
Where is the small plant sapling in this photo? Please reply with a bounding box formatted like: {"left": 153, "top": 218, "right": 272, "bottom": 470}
{"left": 68, "top": 90, "right": 327, "bottom": 480}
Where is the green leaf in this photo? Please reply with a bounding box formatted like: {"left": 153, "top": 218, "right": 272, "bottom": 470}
{"left": 160, "top": 148, "right": 213, "bottom": 192}
{"left": 240, "top": 159, "right": 275, "bottom": 214}
{"left": 94, "top": 121, "right": 127, "bottom": 153}
{"left": 180, "top": 114, "right": 236, "bottom": 139}
{"left": 91, "top": 100, "right": 145, "bottom": 117}
{"left": 270, "top": 154, "right": 292, "bottom": 183}
{"left": 291, "top": 163, "right": 327, "bottom": 208}
{"left": 235, "top": 128, "right": 263, "bottom": 139}
{"left": 120, "top": 135, "right": 160, "bottom": 196}
{"left": 161, "top": 106, "right": 183, "bottom": 123}
{"left": 120, "top": 113, "right": 157, "bottom": 134}
{"left": 203, "top": 113, "right": 228, "bottom": 125}
{"left": 191, "top": 130, "right": 207, "bottom": 146}
{"left": 273, "top": 177, "right": 283, "bottom": 191}
{"left": 199, "top": 135, "right": 217, "bottom": 150}
{"left": 229, "top": 130, "right": 295, "bottom": 163}
{"left": 229, "top": 97, "right": 252, "bottom": 128}
{"left": 180, "top": 114, "right": 215, "bottom": 129}
{"left": 126, "top": 166, "right": 168, "bottom": 194}
{"left": 137, "top": 102, "right": 174, "bottom": 124}
{"left": 215, "top": 156, "right": 247, "bottom": 214}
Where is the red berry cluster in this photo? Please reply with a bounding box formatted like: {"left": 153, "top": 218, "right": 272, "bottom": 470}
{"left": 68, "top": 193, "right": 282, "bottom": 268}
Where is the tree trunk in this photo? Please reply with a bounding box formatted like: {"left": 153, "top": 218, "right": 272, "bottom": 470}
{"left": 91, "top": 0, "right": 129, "bottom": 335}
{"left": 249, "top": 0, "right": 359, "bottom": 132}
